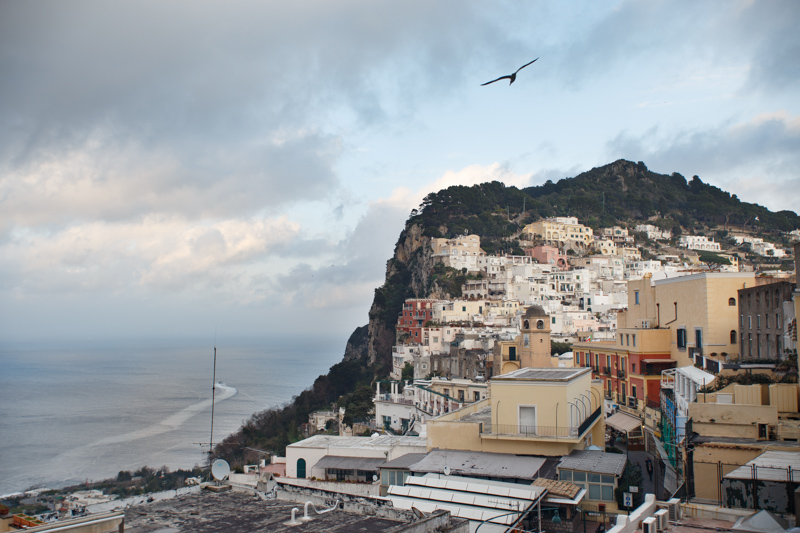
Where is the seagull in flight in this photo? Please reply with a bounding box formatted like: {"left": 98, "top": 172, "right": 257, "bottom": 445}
{"left": 481, "top": 58, "right": 539, "bottom": 86}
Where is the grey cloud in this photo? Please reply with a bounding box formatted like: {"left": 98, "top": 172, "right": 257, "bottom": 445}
{"left": 606, "top": 114, "right": 800, "bottom": 212}
{"left": 554, "top": 1, "right": 800, "bottom": 95}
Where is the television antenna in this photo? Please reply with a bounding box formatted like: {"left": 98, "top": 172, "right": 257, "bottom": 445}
{"left": 193, "top": 343, "right": 220, "bottom": 455}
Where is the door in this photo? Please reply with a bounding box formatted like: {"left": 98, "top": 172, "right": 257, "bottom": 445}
{"left": 519, "top": 406, "right": 536, "bottom": 435}
{"left": 297, "top": 458, "right": 306, "bottom": 479}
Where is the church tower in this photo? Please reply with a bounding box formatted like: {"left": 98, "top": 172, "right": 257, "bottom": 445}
{"left": 519, "top": 305, "right": 553, "bottom": 368}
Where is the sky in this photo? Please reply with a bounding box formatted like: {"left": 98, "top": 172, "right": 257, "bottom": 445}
{"left": 1, "top": 1, "right": 798, "bottom": 344}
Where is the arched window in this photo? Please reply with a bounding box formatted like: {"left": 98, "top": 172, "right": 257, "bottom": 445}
{"left": 523, "top": 319, "right": 530, "bottom": 329}
{"left": 730, "top": 330, "right": 737, "bottom": 344}
{"left": 536, "top": 320, "right": 544, "bottom": 329}
{"left": 728, "top": 297, "right": 736, "bottom": 306}
{"left": 297, "top": 458, "right": 306, "bottom": 479}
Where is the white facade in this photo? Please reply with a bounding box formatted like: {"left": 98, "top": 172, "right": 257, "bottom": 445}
{"left": 635, "top": 224, "right": 671, "bottom": 241}
{"left": 679, "top": 235, "right": 721, "bottom": 251}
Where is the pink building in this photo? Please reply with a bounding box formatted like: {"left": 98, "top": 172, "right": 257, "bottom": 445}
{"left": 526, "top": 245, "right": 568, "bottom": 267}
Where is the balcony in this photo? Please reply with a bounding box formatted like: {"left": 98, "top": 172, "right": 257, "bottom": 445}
{"left": 481, "top": 407, "right": 601, "bottom": 440}
{"left": 591, "top": 366, "right": 600, "bottom": 374}
{"left": 617, "top": 369, "right": 626, "bottom": 379}
{"left": 602, "top": 366, "right": 612, "bottom": 376}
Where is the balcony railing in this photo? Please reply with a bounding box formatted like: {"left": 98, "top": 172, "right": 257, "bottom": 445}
{"left": 602, "top": 366, "right": 612, "bottom": 376}
{"left": 482, "top": 407, "right": 602, "bottom": 440}
{"left": 617, "top": 369, "right": 626, "bottom": 379}
{"left": 592, "top": 366, "right": 600, "bottom": 374}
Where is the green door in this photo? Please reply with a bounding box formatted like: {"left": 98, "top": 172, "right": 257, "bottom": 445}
{"left": 297, "top": 458, "right": 306, "bottom": 478}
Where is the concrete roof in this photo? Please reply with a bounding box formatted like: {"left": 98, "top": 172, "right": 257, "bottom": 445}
{"left": 493, "top": 367, "right": 590, "bottom": 382}
{"left": 724, "top": 451, "right": 800, "bottom": 482}
{"left": 557, "top": 450, "right": 626, "bottom": 476}
{"left": 286, "top": 434, "right": 427, "bottom": 450}
{"left": 123, "top": 490, "right": 405, "bottom": 533}
{"left": 379, "top": 453, "right": 428, "bottom": 470}
{"left": 408, "top": 450, "right": 548, "bottom": 480}
{"left": 312, "top": 455, "right": 386, "bottom": 471}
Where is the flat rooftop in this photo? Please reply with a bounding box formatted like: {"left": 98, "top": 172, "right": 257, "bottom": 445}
{"left": 124, "top": 490, "right": 405, "bottom": 533}
{"left": 287, "top": 434, "right": 427, "bottom": 449}
{"left": 493, "top": 367, "right": 590, "bottom": 382}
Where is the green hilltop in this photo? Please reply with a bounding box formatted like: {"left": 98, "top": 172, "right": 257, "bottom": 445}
{"left": 413, "top": 159, "right": 799, "bottom": 249}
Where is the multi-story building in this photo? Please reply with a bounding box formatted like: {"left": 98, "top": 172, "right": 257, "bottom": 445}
{"left": 523, "top": 217, "right": 594, "bottom": 249}
{"left": 396, "top": 298, "right": 439, "bottom": 342}
{"left": 574, "top": 271, "right": 756, "bottom": 420}
{"left": 427, "top": 367, "right": 605, "bottom": 457}
{"left": 600, "top": 226, "right": 634, "bottom": 244}
{"left": 635, "top": 224, "right": 671, "bottom": 241}
{"left": 678, "top": 235, "right": 721, "bottom": 251}
{"left": 430, "top": 234, "right": 483, "bottom": 272}
{"left": 738, "top": 280, "right": 796, "bottom": 359}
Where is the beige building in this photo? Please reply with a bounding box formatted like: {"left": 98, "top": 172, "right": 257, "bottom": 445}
{"left": 427, "top": 367, "right": 605, "bottom": 457}
{"left": 621, "top": 271, "right": 756, "bottom": 369}
{"left": 524, "top": 217, "right": 593, "bottom": 248}
{"left": 687, "top": 382, "right": 800, "bottom": 503}
{"left": 492, "top": 305, "right": 554, "bottom": 375}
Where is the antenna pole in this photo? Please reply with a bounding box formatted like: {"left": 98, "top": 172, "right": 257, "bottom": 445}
{"left": 210, "top": 346, "right": 217, "bottom": 455}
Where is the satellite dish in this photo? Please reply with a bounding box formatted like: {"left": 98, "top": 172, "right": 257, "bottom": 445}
{"left": 211, "top": 459, "right": 231, "bottom": 481}
{"left": 443, "top": 466, "right": 451, "bottom": 476}
{"left": 373, "top": 474, "right": 378, "bottom": 482}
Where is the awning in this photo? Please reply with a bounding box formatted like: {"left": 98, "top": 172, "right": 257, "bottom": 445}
{"left": 312, "top": 455, "right": 385, "bottom": 471}
{"left": 605, "top": 411, "right": 642, "bottom": 433}
{"left": 640, "top": 359, "right": 676, "bottom": 364}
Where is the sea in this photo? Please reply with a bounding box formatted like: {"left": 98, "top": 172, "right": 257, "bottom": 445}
{"left": 0, "top": 336, "right": 345, "bottom": 496}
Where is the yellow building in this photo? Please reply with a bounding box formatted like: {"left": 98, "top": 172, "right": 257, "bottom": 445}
{"left": 427, "top": 367, "right": 605, "bottom": 457}
{"left": 492, "top": 305, "right": 555, "bottom": 375}
{"left": 622, "top": 272, "right": 755, "bottom": 368}
{"left": 523, "top": 217, "right": 594, "bottom": 248}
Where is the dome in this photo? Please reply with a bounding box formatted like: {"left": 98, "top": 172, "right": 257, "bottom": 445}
{"left": 523, "top": 305, "right": 548, "bottom": 318}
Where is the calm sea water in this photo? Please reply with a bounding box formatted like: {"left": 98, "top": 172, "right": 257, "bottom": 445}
{"left": 0, "top": 336, "right": 345, "bottom": 496}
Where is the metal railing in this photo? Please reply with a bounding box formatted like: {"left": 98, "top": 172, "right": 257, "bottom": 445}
{"left": 617, "top": 369, "right": 626, "bottom": 378}
{"left": 602, "top": 366, "right": 612, "bottom": 376}
{"left": 483, "top": 407, "right": 602, "bottom": 439}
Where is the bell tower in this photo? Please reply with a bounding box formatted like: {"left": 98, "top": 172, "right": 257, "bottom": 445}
{"left": 520, "top": 305, "right": 553, "bottom": 368}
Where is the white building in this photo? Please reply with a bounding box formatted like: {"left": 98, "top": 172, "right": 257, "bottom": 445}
{"left": 431, "top": 234, "right": 483, "bottom": 272}
{"left": 635, "top": 224, "right": 671, "bottom": 241}
{"left": 679, "top": 235, "right": 721, "bottom": 251}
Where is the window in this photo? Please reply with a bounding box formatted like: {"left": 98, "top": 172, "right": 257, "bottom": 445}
{"left": 536, "top": 320, "right": 544, "bottom": 329}
{"left": 695, "top": 328, "right": 702, "bottom": 350}
{"left": 631, "top": 363, "right": 636, "bottom": 374}
{"left": 458, "top": 390, "right": 465, "bottom": 402}
{"left": 748, "top": 315, "right": 752, "bottom": 328}
{"left": 677, "top": 328, "right": 687, "bottom": 349}
{"left": 777, "top": 314, "right": 781, "bottom": 329}
{"left": 626, "top": 334, "right": 630, "bottom": 346}
{"left": 474, "top": 391, "right": 480, "bottom": 402}
{"left": 757, "top": 315, "right": 761, "bottom": 328}
{"left": 635, "top": 291, "right": 640, "bottom": 305}
{"left": 731, "top": 330, "right": 737, "bottom": 344}
{"left": 620, "top": 335, "right": 624, "bottom": 346}
{"left": 729, "top": 297, "right": 736, "bottom": 306}
{"left": 632, "top": 334, "right": 636, "bottom": 347}
{"left": 740, "top": 314, "right": 744, "bottom": 327}
{"left": 508, "top": 347, "right": 517, "bottom": 361}
{"left": 765, "top": 314, "right": 769, "bottom": 328}
{"left": 631, "top": 385, "right": 637, "bottom": 399}
{"left": 552, "top": 316, "right": 556, "bottom": 324}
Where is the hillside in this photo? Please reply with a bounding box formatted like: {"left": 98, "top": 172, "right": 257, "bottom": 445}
{"left": 214, "top": 159, "right": 798, "bottom": 467}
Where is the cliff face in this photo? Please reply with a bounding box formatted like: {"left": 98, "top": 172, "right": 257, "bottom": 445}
{"left": 365, "top": 223, "right": 435, "bottom": 368}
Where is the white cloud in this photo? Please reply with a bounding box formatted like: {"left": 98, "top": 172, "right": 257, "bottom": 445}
{"left": 2, "top": 215, "right": 300, "bottom": 295}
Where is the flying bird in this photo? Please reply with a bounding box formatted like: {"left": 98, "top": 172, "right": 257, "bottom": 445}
{"left": 481, "top": 58, "right": 539, "bottom": 86}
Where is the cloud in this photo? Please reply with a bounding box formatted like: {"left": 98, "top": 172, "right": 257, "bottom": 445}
{"left": 606, "top": 111, "right": 800, "bottom": 212}
{"left": 0, "top": 214, "right": 300, "bottom": 295}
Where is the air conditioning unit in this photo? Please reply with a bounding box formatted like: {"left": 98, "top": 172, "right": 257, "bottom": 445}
{"left": 642, "top": 516, "right": 657, "bottom": 533}
{"left": 655, "top": 508, "right": 669, "bottom": 530}
{"left": 667, "top": 498, "right": 682, "bottom": 521}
